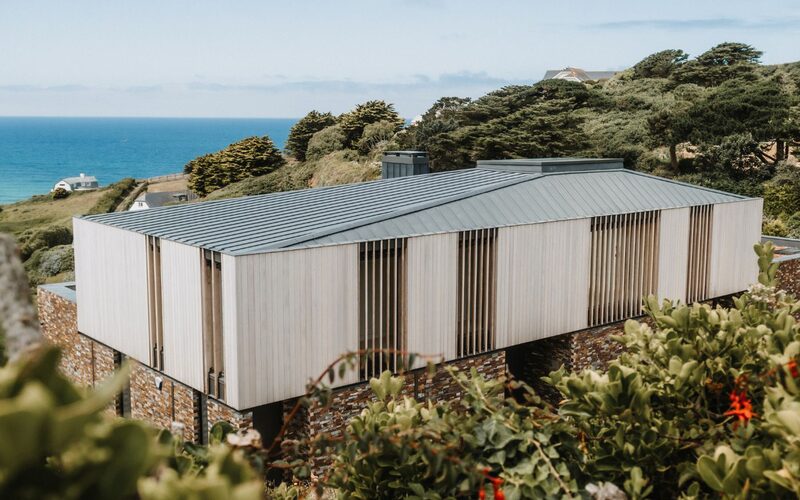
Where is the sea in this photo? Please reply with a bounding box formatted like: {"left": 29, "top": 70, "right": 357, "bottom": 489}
{"left": 0, "top": 117, "right": 297, "bottom": 204}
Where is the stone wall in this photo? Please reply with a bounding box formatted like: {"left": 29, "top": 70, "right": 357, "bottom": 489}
{"left": 507, "top": 320, "right": 630, "bottom": 403}
{"left": 778, "top": 258, "right": 800, "bottom": 296}
{"left": 208, "top": 398, "right": 253, "bottom": 432}
{"left": 284, "top": 350, "right": 507, "bottom": 448}
{"left": 129, "top": 362, "right": 200, "bottom": 442}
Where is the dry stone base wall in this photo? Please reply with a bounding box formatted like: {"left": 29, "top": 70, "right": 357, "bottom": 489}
{"left": 778, "top": 258, "right": 800, "bottom": 297}
{"left": 507, "top": 321, "right": 630, "bottom": 403}
{"left": 284, "top": 350, "right": 507, "bottom": 445}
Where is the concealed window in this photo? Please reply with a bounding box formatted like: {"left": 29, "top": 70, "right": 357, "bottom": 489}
{"left": 146, "top": 236, "right": 164, "bottom": 370}
{"left": 686, "top": 205, "right": 713, "bottom": 303}
{"left": 359, "top": 239, "right": 407, "bottom": 381}
{"left": 457, "top": 228, "right": 497, "bottom": 357}
{"left": 201, "top": 250, "right": 225, "bottom": 400}
{"left": 589, "top": 211, "right": 660, "bottom": 326}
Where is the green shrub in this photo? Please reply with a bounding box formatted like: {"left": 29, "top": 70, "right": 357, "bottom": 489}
{"left": 0, "top": 346, "right": 262, "bottom": 499}
{"left": 305, "top": 124, "right": 346, "bottom": 162}
{"left": 356, "top": 120, "right": 399, "bottom": 155}
{"left": 285, "top": 110, "right": 336, "bottom": 161}
{"left": 86, "top": 178, "right": 137, "bottom": 215}
{"left": 24, "top": 244, "right": 74, "bottom": 285}
{"left": 185, "top": 136, "right": 286, "bottom": 196}
{"left": 52, "top": 187, "right": 70, "bottom": 199}
{"left": 279, "top": 243, "right": 800, "bottom": 498}
{"left": 17, "top": 225, "right": 73, "bottom": 261}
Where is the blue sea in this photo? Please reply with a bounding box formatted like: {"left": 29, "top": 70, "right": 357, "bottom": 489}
{"left": 0, "top": 117, "right": 297, "bottom": 204}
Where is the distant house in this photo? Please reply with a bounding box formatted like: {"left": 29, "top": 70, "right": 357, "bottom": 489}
{"left": 542, "top": 67, "right": 619, "bottom": 83}
{"left": 52, "top": 173, "right": 99, "bottom": 192}
{"left": 129, "top": 191, "right": 195, "bottom": 211}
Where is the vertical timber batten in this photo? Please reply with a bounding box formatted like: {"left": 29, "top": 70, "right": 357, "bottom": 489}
{"left": 495, "top": 219, "right": 591, "bottom": 348}
{"left": 74, "top": 218, "right": 151, "bottom": 363}
{"left": 709, "top": 199, "right": 763, "bottom": 297}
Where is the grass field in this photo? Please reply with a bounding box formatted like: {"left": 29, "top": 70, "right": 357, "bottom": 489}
{"left": 0, "top": 190, "right": 107, "bottom": 236}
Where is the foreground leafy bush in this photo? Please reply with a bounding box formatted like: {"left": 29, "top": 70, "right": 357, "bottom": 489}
{"left": 0, "top": 346, "right": 261, "bottom": 500}
{"left": 278, "top": 243, "right": 800, "bottom": 499}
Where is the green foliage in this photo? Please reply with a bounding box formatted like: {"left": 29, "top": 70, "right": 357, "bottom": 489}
{"left": 324, "top": 370, "right": 582, "bottom": 499}
{"left": 548, "top": 242, "right": 800, "bottom": 498}
{"left": 417, "top": 81, "right": 591, "bottom": 170}
{"left": 673, "top": 42, "right": 763, "bottom": 86}
{"left": 356, "top": 120, "right": 399, "bottom": 155}
{"left": 185, "top": 136, "right": 286, "bottom": 196}
{"left": 17, "top": 225, "right": 73, "bottom": 261}
{"left": 24, "top": 244, "right": 74, "bottom": 285}
{"left": 338, "top": 100, "right": 404, "bottom": 149}
{"left": 86, "top": 177, "right": 138, "bottom": 215}
{"left": 763, "top": 163, "right": 800, "bottom": 218}
{"left": 632, "top": 49, "right": 688, "bottom": 79}
{"left": 285, "top": 110, "right": 336, "bottom": 161}
{"left": 305, "top": 124, "right": 346, "bottom": 162}
{"left": 272, "top": 244, "right": 800, "bottom": 499}
{"left": 0, "top": 345, "right": 262, "bottom": 500}
{"left": 51, "top": 187, "right": 70, "bottom": 200}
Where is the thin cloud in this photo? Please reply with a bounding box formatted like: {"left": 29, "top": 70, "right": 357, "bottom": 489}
{"left": 185, "top": 71, "right": 526, "bottom": 94}
{"left": 589, "top": 17, "right": 800, "bottom": 31}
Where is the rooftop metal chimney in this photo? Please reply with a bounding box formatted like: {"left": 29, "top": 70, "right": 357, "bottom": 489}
{"left": 381, "top": 151, "right": 429, "bottom": 179}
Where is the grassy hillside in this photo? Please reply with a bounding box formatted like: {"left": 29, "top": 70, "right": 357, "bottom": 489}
{"left": 1, "top": 178, "right": 138, "bottom": 285}
{"left": 197, "top": 44, "right": 800, "bottom": 239}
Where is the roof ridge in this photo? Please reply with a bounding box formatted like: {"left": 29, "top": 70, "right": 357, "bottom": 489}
{"left": 239, "top": 173, "right": 537, "bottom": 254}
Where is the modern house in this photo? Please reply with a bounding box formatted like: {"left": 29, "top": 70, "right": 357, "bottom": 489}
{"left": 542, "top": 67, "right": 620, "bottom": 82}
{"left": 129, "top": 191, "right": 196, "bottom": 211}
{"left": 52, "top": 173, "right": 99, "bottom": 192}
{"left": 70, "top": 154, "right": 762, "bottom": 422}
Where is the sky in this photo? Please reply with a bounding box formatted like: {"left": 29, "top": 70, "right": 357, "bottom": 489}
{"left": 1, "top": 0, "right": 799, "bottom": 119}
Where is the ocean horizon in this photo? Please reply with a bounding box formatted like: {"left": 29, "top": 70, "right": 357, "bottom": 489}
{"left": 0, "top": 116, "right": 297, "bottom": 204}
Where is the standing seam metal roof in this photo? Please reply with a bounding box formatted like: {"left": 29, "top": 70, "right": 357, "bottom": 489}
{"left": 81, "top": 167, "right": 749, "bottom": 255}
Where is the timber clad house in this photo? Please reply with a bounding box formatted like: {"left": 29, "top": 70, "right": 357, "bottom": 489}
{"left": 39, "top": 154, "right": 764, "bottom": 443}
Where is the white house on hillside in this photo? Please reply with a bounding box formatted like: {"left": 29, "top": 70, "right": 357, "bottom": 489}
{"left": 52, "top": 173, "right": 99, "bottom": 192}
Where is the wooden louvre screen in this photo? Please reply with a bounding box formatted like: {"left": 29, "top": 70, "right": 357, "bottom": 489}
{"left": 686, "top": 205, "right": 713, "bottom": 304}
{"left": 589, "top": 211, "right": 660, "bottom": 326}
{"left": 359, "top": 239, "right": 407, "bottom": 381}
{"left": 201, "top": 250, "right": 225, "bottom": 400}
{"left": 457, "top": 228, "right": 497, "bottom": 357}
{"left": 145, "top": 236, "right": 164, "bottom": 370}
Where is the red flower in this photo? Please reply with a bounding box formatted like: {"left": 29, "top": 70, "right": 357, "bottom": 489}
{"left": 787, "top": 359, "right": 799, "bottom": 379}
{"left": 478, "top": 487, "right": 486, "bottom": 500}
{"left": 724, "top": 390, "right": 757, "bottom": 429}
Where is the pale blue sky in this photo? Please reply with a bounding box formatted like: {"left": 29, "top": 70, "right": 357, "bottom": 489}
{"left": 1, "top": 0, "right": 798, "bottom": 118}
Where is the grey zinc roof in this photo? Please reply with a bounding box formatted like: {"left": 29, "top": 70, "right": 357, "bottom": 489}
{"left": 82, "top": 168, "right": 528, "bottom": 255}
{"left": 81, "top": 166, "right": 748, "bottom": 256}
{"left": 303, "top": 170, "right": 745, "bottom": 246}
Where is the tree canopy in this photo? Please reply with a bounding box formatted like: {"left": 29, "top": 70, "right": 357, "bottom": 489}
{"left": 185, "top": 136, "right": 285, "bottom": 196}
{"left": 285, "top": 110, "right": 336, "bottom": 161}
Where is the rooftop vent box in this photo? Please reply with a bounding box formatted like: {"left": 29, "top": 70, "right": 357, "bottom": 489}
{"left": 477, "top": 157, "right": 624, "bottom": 175}
{"left": 382, "top": 151, "right": 430, "bottom": 179}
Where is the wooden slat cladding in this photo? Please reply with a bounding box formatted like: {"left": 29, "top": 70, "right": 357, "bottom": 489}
{"left": 494, "top": 219, "right": 591, "bottom": 348}
{"left": 406, "top": 234, "right": 458, "bottom": 365}
{"left": 146, "top": 236, "right": 164, "bottom": 370}
{"left": 457, "top": 229, "right": 497, "bottom": 357}
{"left": 589, "top": 211, "right": 660, "bottom": 326}
{"left": 359, "top": 239, "right": 407, "bottom": 381}
{"left": 74, "top": 219, "right": 150, "bottom": 363}
{"left": 201, "top": 250, "right": 225, "bottom": 400}
{"left": 709, "top": 199, "right": 763, "bottom": 297}
{"left": 686, "top": 205, "right": 713, "bottom": 304}
{"left": 160, "top": 240, "right": 205, "bottom": 391}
